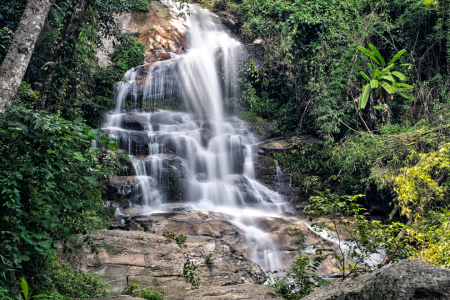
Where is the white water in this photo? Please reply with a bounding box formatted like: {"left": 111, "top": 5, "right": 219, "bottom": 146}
{"left": 103, "top": 1, "right": 293, "bottom": 271}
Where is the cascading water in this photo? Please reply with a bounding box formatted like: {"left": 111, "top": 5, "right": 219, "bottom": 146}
{"left": 103, "top": 1, "right": 293, "bottom": 271}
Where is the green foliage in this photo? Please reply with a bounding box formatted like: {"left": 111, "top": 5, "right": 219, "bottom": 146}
{"left": 162, "top": 232, "right": 187, "bottom": 247}
{"left": 111, "top": 35, "right": 146, "bottom": 74}
{"left": 357, "top": 44, "right": 413, "bottom": 110}
{"left": 268, "top": 254, "right": 329, "bottom": 299}
{"left": 127, "top": 0, "right": 150, "bottom": 11}
{"left": 20, "top": 277, "right": 46, "bottom": 300}
{"left": 121, "top": 282, "right": 165, "bottom": 300}
{"left": 238, "top": 0, "right": 450, "bottom": 140}
{"left": 183, "top": 261, "right": 203, "bottom": 290}
{"left": 388, "top": 144, "right": 450, "bottom": 219}
{"left": 46, "top": 258, "right": 109, "bottom": 298}
{"left": 306, "top": 190, "right": 413, "bottom": 279}
{"left": 0, "top": 27, "right": 13, "bottom": 64}
{"left": 0, "top": 104, "right": 118, "bottom": 291}
{"left": 385, "top": 143, "right": 450, "bottom": 268}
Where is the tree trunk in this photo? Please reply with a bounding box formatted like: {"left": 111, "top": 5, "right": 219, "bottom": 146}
{"left": 0, "top": 0, "right": 55, "bottom": 113}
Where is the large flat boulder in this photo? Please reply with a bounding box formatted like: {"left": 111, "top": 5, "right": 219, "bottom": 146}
{"left": 303, "top": 259, "right": 450, "bottom": 300}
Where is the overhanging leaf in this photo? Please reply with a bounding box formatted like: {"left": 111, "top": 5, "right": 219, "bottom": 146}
{"left": 357, "top": 46, "right": 380, "bottom": 65}
{"left": 359, "top": 84, "right": 371, "bottom": 110}
{"left": 380, "top": 64, "right": 395, "bottom": 75}
{"left": 388, "top": 49, "right": 406, "bottom": 65}
{"left": 392, "top": 71, "right": 406, "bottom": 81}
{"left": 369, "top": 44, "right": 385, "bottom": 66}
{"left": 397, "top": 83, "right": 413, "bottom": 89}
{"left": 396, "top": 90, "right": 411, "bottom": 99}
{"left": 360, "top": 71, "right": 370, "bottom": 81}
{"left": 379, "top": 81, "right": 394, "bottom": 94}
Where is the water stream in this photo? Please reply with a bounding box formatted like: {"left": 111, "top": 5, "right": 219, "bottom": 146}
{"left": 103, "top": 1, "right": 293, "bottom": 271}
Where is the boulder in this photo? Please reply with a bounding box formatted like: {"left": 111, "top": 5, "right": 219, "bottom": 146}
{"left": 302, "top": 259, "right": 450, "bottom": 300}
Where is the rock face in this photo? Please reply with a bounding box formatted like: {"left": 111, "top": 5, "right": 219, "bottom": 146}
{"left": 97, "top": 0, "right": 187, "bottom": 67}
{"left": 63, "top": 229, "right": 282, "bottom": 300}
{"left": 303, "top": 259, "right": 450, "bottom": 300}
{"left": 254, "top": 135, "right": 319, "bottom": 202}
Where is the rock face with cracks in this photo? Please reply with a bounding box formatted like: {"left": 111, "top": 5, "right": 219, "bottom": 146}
{"left": 63, "top": 229, "right": 282, "bottom": 300}
{"left": 302, "top": 259, "right": 450, "bottom": 300}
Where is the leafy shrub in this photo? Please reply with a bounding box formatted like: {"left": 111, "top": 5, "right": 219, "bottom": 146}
{"left": 162, "top": 232, "right": 187, "bottom": 247}
{"left": 0, "top": 104, "right": 119, "bottom": 291}
{"left": 183, "top": 261, "right": 203, "bottom": 290}
{"left": 121, "top": 282, "right": 165, "bottom": 299}
{"left": 47, "top": 258, "right": 109, "bottom": 298}
{"left": 127, "top": 0, "right": 150, "bottom": 11}
{"left": 111, "top": 36, "right": 146, "bottom": 74}
{"left": 267, "top": 254, "right": 329, "bottom": 300}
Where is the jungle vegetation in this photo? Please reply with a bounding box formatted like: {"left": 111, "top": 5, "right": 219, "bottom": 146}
{"left": 2, "top": 0, "right": 450, "bottom": 298}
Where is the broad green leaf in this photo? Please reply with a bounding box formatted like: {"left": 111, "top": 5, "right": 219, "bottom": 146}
{"left": 397, "top": 83, "right": 413, "bottom": 89}
{"left": 392, "top": 71, "right": 406, "bottom": 81}
{"left": 357, "top": 46, "right": 380, "bottom": 65}
{"left": 359, "top": 84, "right": 371, "bottom": 110}
{"left": 359, "top": 71, "right": 370, "bottom": 81}
{"left": 370, "top": 79, "right": 378, "bottom": 88}
{"left": 374, "top": 69, "right": 380, "bottom": 78}
{"left": 73, "top": 117, "right": 83, "bottom": 125}
{"left": 73, "top": 153, "right": 86, "bottom": 161}
{"left": 379, "top": 74, "right": 395, "bottom": 82}
{"left": 20, "top": 278, "right": 29, "bottom": 300}
{"left": 369, "top": 44, "right": 385, "bottom": 66}
{"left": 388, "top": 49, "right": 406, "bottom": 65}
{"left": 380, "top": 64, "right": 395, "bottom": 75}
{"left": 396, "top": 91, "right": 411, "bottom": 99}
{"left": 379, "top": 81, "right": 394, "bottom": 94}
{"left": 107, "top": 143, "right": 119, "bottom": 151}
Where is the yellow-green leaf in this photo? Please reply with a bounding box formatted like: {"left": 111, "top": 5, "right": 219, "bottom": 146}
{"left": 359, "top": 84, "right": 371, "bottom": 110}
{"left": 370, "top": 79, "right": 379, "bottom": 88}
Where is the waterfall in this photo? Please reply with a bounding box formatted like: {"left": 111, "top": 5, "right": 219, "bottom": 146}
{"left": 103, "top": 1, "right": 293, "bottom": 271}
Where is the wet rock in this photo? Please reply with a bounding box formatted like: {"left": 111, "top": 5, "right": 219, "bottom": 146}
{"left": 121, "top": 114, "right": 150, "bottom": 131}
{"left": 303, "top": 259, "right": 450, "bottom": 300}
{"left": 100, "top": 176, "right": 136, "bottom": 199}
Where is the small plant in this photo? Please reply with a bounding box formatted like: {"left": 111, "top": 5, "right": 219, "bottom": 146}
{"left": 19, "top": 278, "right": 46, "bottom": 300}
{"left": 357, "top": 44, "right": 413, "bottom": 110}
{"left": 183, "top": 261, "right": 203, "bottom": 290}
{"left": 139, "top": 288, "right": 166, "bottom": 300}
{"left": 121, "top": 282, "right": 165, "bottom": 300}
{"left": 121, "top": 283, "right": 139, "bottom": 297}
{"left": 267, "top": 254, "right": 329, "bottom": 299}
{"left": 162, "top": 231, "right": 187, "bottom": 248}
{"left": 204, "top": 254, "right": 214, "bottom": 270}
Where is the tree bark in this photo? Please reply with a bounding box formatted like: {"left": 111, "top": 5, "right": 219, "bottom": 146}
{"left": 0, "top": 0, "right": 55, "bottom": 113}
